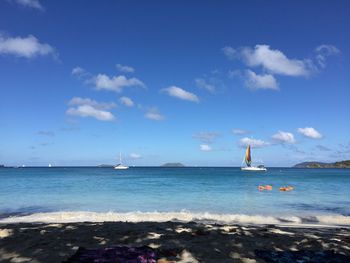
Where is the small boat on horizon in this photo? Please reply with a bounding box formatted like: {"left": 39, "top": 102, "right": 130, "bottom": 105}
{"left": 241, "top": 144, "right": 267, "bottom": 171}
{"left": 114, "top": 153, "right": 129, "bottom": 170}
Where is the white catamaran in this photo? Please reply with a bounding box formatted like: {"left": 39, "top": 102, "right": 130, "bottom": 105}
{"left": 114, "top": 153, "right": 129, "bottom": 170}
{"left": 241, "top": 144, "right": 267, "bottom": 171}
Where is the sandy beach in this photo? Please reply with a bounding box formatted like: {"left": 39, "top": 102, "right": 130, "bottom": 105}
{"left": 1, "top": 221, "right": 349, "bottom": 262}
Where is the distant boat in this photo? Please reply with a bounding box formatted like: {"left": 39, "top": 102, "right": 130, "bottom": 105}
{"left": 48, "top": 164, "right": 52, "bottom": 168}
{"left": 241, "top": 145, "right": 267, "bottom": 171}
{"left": 114, "top": 153, "right": 129, "bottom": 170}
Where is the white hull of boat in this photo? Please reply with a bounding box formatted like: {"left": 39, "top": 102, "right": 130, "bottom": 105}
{"left": 241, "top": 166, "right": 267, "bottom": 171}
{"left": 114, "top": 165, "right": 129, "bottom": 170}
{"left": 114, "top": 152, "right": 128, "bottom": 169}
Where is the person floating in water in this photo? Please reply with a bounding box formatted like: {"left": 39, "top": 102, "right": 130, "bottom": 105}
{"left": 258, "top": 185, "right": 294, "bottom": 191}
{"left": 258, "top": 185, "right": 273, "bottom": 191}
{"left": 279, "top": 186, "right": 294, "bottom": 191}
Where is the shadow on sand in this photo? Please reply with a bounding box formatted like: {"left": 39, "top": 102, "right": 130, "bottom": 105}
{"left": 0, "top": 221, "right": 350, "bottom": 262}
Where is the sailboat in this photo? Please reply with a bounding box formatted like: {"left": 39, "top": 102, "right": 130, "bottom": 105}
{"left": 114, "top": 153, "right": 129, "bottom": 170}
{"left": 241, "top": 144, "right": 267, "bottom": 171}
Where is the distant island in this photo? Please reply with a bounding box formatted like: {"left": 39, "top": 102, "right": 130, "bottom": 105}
{"left": 161, "top": 163, "right": 185, "bottom": 167}
{"left": 97, "top": 164, "right": 114, "bottom": 168}
{"left": 294, "top": 160, "right": 350, "bottom": 168}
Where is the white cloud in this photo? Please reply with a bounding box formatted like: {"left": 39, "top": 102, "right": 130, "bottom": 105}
{"left": 130, "top": 153, "right": 142, "bottom": 159}
{"left": 66, "top": 97, "right": 116, "bottom": 121}
{"left": 239, "top": 137, "right": 269, "bottom": 148}
{"left": 222, "top": 46, "right": 237, "bottom": 60}
{"left": 240, "top": 45, "right": 310, "bottom": 76}
{"left": 93, "top": 74, "right": 145, "bottom": 93}
{"left": 145, "top": 107, "right": 164, "bottom": 121}
{"left": 200, "top": 144, "right": 212, "bottom": 152}
{"left": 297, "top": 127, "right": 322, "bottom": 139}
{"left": 224, "top": 44, "right": 340, "bottom": 91}
{"left": 72, "top": 66, "right": 86, "bottom": 76}
{"left": 0, "top": 34, "right": 55, "bottom": 58}
{"left": 116, "top": 64, "right": 135, "bottom": 73}
{"left": 162, "top": 86, "right": 199, "bottom": 102}
{"left": 11, "top": 0, "right": 43, "bottom": 10}
{"left": 66, "top": 105, "right": 115, "bottom": 121}
{"left": 232, "top": 129, "right": 249, "bottom": 135}
{"left": 195, "top": 78, "right": 216, "bottom": 93}
{"left": 315, "top": 45, "right": 340, "bottom": 68}
{"left": 193, "top": 132, "right": 219, "bottom": 143}
{"left": 119, "top": 96, "right": 134, "bottom": 107}
{"left": 245, "top": 69, "right": 279, "bottom": 90}
{"left": 68, "top": 97, "right": 116, "bottom": 110}
{"left": 272, "top": 131, "right": 295, "bottom": 144}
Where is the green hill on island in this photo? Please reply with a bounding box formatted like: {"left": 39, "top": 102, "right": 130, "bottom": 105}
{"left": 294, "top": 160, "right": 350, "bottom": 168}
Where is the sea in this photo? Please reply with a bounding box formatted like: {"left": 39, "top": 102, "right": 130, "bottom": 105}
{"left": 0, "top": 167, "right": 349, "bottom": 226}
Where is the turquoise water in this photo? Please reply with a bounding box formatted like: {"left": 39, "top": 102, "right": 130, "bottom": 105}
{"left": 0, "top": 167, "right": 349, "bottom": 225}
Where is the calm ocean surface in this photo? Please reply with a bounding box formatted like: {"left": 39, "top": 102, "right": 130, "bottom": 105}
{"left": 1, "top": 167, "right": 350, "bottom": 225}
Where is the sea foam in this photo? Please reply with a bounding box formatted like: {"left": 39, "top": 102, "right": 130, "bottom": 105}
{"left": 1, "top": 211, "right": 350, "bottom": 227}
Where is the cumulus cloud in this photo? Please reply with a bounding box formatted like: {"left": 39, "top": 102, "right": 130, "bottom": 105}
{"left": 10, "top": 0, "right": 43, "bottom": 10}
{"left": 72, "top": 67, "right": 85, "bottom": 75}
{"left": 222, "top": 46, "right": 237, "bottom": 60}
{"left": 232, "top": 129, "right": 249, "bottom": 135}
{"left": 244, "top": 69, "right": 279, "bottom": 90}
{"left": 272, "top": 131, "right": 295, "bottom": 144}
{"left": 195, "top": 78, "right": 216, "bottom": 93}
{"left": 66, "top": 97, "right": 116, "bottom": 121}
{"left": 240, "top": 45, "right": 310, "bottom": 76}
{"left": 93, "top": 74, "right": 145, "bottom": 93}
{"left": 162, "top": 86, "right": 199, "bottom": 102}
{"left": 116, "top": 64, "right": 135, "bottom": 73}
{"left": 71, "top": 66, "right": 90, "bottom": 79}
{"left": 0, "top": 34, "right": 55, "bottom": 58}
{"left": 130, "top": 153, "right": 142, "bottom": 159}
{"left": 315, "top": 45, "right": 340, "bottom": 68}
{"left": 119, "top": 96, "right": 134, "bottom": 107}
{"left": 224, "top": 44, "right": 340, "bottom": 79}
{"left": 200, "top": 144, "right": 212, "bottom": 152}
{"left": 72, "top": 66, "right": 145, "bottom": 93}
{"left": 68, "top": 97, "right": 116, "bottom": 110}
{"left": 66, "top": 105, "right": 115, "bottom": 121}
{"left": 239, "top": 137, "right": 270, "bottom": 148}
{"left": 145, "top": 107, "right": 164, "bottom": 121}
{"left": 193, "top": 132, "right": 220, "bottom": 143}
{"left": 297, "top": 127, "right": 322, "bottom": 139}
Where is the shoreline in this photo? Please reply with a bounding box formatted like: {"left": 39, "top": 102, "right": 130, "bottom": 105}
{"left": 1, "top": 221, "right": 349, "bottom": 262}
{"left": 1, "top": 211, "right": 350, "bottom": 228}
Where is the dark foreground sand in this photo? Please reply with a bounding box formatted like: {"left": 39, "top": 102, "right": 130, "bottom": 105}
{"left": 1, "top": 222, "right": 350, "bottom": 263}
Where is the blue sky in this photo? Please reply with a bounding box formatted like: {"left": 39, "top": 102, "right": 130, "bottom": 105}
{"left": 1, "top": 0, "right": 349, "bottom": 166}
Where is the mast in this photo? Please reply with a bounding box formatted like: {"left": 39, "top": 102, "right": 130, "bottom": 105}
{"left": 119, "top": 152, "right": 122, "bottom": 165}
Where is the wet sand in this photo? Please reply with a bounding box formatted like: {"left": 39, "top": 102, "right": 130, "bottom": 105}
{"left": 1, "top": 221, "right": 350, "bottom": 262}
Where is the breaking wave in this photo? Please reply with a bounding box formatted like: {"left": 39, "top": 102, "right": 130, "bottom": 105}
{"left": 1, "top": 211, "right": 350, "bottom": 226}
